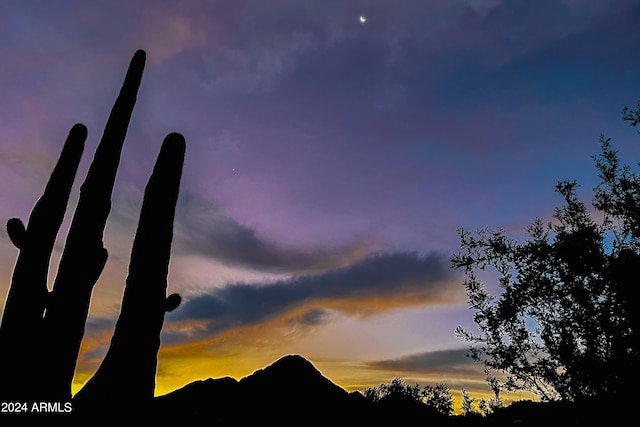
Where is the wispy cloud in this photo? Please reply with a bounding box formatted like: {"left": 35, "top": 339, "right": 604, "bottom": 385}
{"left": 366, "top": 348, "right": 482, "bottom": 377}
{"left": 164, "top": 251, "right": 461, "bottom": 342}
{"left": 174, "top": 194, "right": 375, "bottom": 273}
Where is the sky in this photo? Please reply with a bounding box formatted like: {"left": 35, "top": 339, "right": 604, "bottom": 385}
{"left": 1, "top": 0, "right": 640, "bottom": 408}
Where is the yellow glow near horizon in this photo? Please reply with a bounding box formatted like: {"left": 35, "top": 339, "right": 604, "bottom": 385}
{"left": 71, "top": 288, "right": 474, "bottom": 397}
{"left": 72, "top": 321, "right": 536, "bottom": 413}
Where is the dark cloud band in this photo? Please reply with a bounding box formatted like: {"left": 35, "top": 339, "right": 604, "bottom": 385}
{"left": 366, "top": 348, "right": 482, "bottom": 376}
{"left": 165, "top": 251, "right": 460, "bottom": 340}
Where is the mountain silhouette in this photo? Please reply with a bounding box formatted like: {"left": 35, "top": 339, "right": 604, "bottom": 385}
{"left": 152, "top": 355, "right": 367, "bottom": 424}
{"left": 149, "top": 355, "right": 621, "bottom": 425}
{"left": 150, "top": 354, "right": 448, "bottom": 425}
{"left": 238, "top": 354, "right": 350, "bottom": 405}
{"left": 0, "top": 353, "right": 616, "bottom": 424}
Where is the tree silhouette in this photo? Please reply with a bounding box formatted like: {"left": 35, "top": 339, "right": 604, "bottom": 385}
{"left": 452, "top": 106, "right": 640, "bottom": 402}
{"left": 0, "top": 49, "right": 185, "bottom": 415}
{"left": 460, "top": 389, "right": 477, "bottom": 416}
{"left": 363, "top": 378, "right": 454, "bottom": 416}
{"left": 421, "top": 383, "right": 454, "bottom": 416}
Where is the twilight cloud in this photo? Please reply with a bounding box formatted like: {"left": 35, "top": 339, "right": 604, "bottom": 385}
{"left": 366, "top": 348, "right": 482, "bottom": 377}
{"left": 174, "top": 193, "right": 374, "bottom": 273}
{"left": 164, "top": 251, "right": 461, "bottom": 341}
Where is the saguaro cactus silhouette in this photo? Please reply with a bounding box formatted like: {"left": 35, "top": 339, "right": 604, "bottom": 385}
{"left": 0, "top": 49, "right": 184, "bottom": 414}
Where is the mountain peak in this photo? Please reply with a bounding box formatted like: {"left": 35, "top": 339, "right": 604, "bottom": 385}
{"left": 239, "top": 354, "right": 346, "bottom": 399}
{"left": 152, "top": 354, "right": 364, "bottom": 423}
{"left": 272, "top": 353, "right": 314, "bottom": 366}
{"left": 251, "top": 354, "right": 320, "bottom": 377}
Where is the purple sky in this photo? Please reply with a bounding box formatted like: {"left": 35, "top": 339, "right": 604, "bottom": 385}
{"left": 1, "top": 0, "right": 640, "bottom": 404}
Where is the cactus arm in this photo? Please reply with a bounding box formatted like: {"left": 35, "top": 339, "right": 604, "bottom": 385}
{"left": 42, "top": 50, "right": 146, "bottom": 398}
{"left": 74, "top": 133, "right": 185, "bottom": 408}
{"left": 1, "top": 124, "right": 86, "bottom": 333}
{"left": 0, "top": 124, "right": 85, "bottom": 399}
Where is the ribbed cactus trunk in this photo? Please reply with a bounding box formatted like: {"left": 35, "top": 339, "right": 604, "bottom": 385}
{"left": 73, "top": 133, "right": 185, "bottom": 410}
{"left": 42, "top": 49, "right": 146, "bottom": 400}
{"left": 0, "top": 50, "right": 185, "bottom": 414}
{"left": 0, "top": 125, "right": 85, "bottom": 400}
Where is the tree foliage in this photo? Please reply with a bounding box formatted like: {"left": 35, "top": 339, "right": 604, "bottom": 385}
{"left": 451, "top": 106, "right": 640, "bottom": 402}
{"left": 422, "top": 383, "right": 455, "bottom": 416}
{"left": 364, "top": 378, "right": 454, "bottom": 416}
{"left": 461, "top": 389, "right": 477, "bottom": 415}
